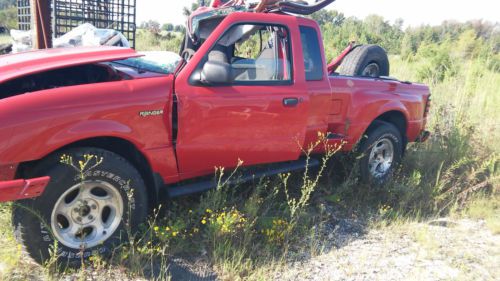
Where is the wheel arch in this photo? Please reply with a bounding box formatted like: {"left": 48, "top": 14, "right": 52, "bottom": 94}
{"left": 373, "top": 111, "right": 407, "bottom": 137}
{"left": 363, "top": 110, "right": 409, "bottom": 152}
{"left": 16, "top": 136, "right": 162, "bottom": 206}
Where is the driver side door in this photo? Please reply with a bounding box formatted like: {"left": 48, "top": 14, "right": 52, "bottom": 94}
{"left": 174, "top": 15, "right": 309, "bottom": 179}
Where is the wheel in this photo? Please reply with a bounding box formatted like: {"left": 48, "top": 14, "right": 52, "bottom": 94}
{"left": 358, "top": 122, "right": 403, "bottom": 185}
{"left": 12, "top": 147, "right": 148, "bottom": 266}
{"left": 338, "top": 44, "right": 390, "bottom": 77}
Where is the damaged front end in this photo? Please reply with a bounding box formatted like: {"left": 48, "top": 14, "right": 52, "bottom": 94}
{"left": 0, "top": 164, "right": 49, "bottom": 202}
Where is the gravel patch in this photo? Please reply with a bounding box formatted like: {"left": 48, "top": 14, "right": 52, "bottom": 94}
{"left": 275, "top": 218, "right": 499, "bottom": 281}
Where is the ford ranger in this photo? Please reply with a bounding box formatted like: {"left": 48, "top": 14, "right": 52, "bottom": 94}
{"left": 0, "top": 0, "right": 430, "bottom": 264}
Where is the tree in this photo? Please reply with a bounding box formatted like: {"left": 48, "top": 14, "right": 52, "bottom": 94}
{"left": 174, "top": 25, "right": 186, "bottom": 33}
{"left": 310, "top": 10, "right": 345, "bottom": 26}
{"left": 394, "top": 18, "right": 404, "bottom": 31}
{"left": 140, "top": 20, "right": 161, "bottom": 34}
{"left": 162, "top": 23, "right": 174, "bottom": 32}
{"left": 401, "top": 32, "right": 418, "bottom": 59}
{"left": 0, "top": 6, "right": 17, "bottom": 29}
{"left": 183, "top": 0, "right": 206, "bottom": 17}
{"left": 0, "top": 0, "right": 16, "bottom": 9}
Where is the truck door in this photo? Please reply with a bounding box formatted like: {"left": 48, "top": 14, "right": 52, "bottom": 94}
{"left": 174, "top": 16, "right": 309, "bottom": 179}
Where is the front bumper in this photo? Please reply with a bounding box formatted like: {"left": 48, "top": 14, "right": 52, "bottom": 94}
{"left": 0, "top": 176, "right": 50, "bottom": 202}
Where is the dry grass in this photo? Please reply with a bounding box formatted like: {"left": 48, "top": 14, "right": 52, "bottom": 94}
{"left": 458, "top": 195, "right": 500, "bottom": 234}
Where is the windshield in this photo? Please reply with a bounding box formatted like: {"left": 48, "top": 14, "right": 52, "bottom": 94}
{"left": 114, "top": 51, "right": 181, "bottom": 74}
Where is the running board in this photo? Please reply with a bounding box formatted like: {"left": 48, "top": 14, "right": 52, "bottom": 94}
{"left": 167, "top": 158, "right": 319, "bottom": 198}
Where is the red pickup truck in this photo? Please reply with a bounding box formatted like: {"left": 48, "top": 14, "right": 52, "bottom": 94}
{"left": 0, "top": 5, "right": 430, "bottom": 264}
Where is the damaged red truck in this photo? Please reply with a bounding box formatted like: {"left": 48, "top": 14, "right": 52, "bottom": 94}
{"left": 0, "top": 2, "right": 430, "bottom": 264}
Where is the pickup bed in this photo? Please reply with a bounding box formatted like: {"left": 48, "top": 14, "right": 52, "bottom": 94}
{"left": 0, "top": 11, "right": 430, "bottom": 264}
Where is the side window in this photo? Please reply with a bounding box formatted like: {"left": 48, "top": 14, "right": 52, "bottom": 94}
{"left": 300, "top": 26, "right": 324, "bottom": 81}
{"left": 203, "top": 23, "right": 292, "bottom": 84}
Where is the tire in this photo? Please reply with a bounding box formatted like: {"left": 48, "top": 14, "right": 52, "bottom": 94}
{"left": 12, "top": 147, "right": 148, "bottom": 266}
{"left": 338, "top": 44, "right": 390, "bottom": 77}
{"left": 358, "top": 122, "right": 403, "bottom": 185}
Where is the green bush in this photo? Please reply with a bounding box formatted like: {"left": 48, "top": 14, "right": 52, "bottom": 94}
{"left": 414, "top": 43, "right": 458, "bottom": 82}
{"left": 0, "top": 6, "right": 17, "bottom": 30}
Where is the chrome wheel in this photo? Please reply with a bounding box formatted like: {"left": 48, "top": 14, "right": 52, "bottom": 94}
{"left": 362, "top": 63, "right": 380, "bottom": 77}
{"left": 50, "top": 180, "right": 124, "bottom": 249}
{"left": 368, "top": 138, "right": 394, "bottom": 179}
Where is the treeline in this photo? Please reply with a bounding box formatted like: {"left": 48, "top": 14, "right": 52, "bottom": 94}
{"left": 138, "top": 20, "right": 186, "bottom": 34}
{"left": 313, "top": 10, "right": 499, "bottom": 57}
{"left": 137, "top": 0, "right": 202, "bottom": 34}
{"left": 312, "top": 10, "right": 500, "bottom": 82}
{"left": 0, "top": 0, "right": 15, "bottom": 9}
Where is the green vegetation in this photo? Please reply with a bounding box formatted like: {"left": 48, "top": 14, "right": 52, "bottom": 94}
{"left": 0, "top": 0, "right": 15, "bottom": 9}
{"left": 1, "top": 10, "right": 499, "bottom": 280}
{"left": 0, "top": 34, "right": 10, "bottom": 44}
{"left": 0, "top": 0, "right": 16, "bottom": 30}
{"left": 457, "top": 195, "right": 500, "bottom": 234}
{"left": 136, "top": 29, "right": 184, "bottom": 53}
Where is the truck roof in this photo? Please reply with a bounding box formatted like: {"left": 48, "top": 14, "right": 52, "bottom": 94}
{"left": 0, "top": 46, "right": 141, "bottom": 83}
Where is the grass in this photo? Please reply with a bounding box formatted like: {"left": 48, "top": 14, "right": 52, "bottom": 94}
{"left": 0, "top": 204, "right": 17, "bottom": 276}
{"left": 0, "top": 29, "right": 499, "bottom": 280}
{"left": 458, "top": 195, "right": 500, "bottom": 234}
{"left": 0, "top": 34, "right": 10, "bottom": 45}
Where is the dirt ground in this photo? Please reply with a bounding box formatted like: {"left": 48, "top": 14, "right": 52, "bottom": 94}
{"left": 274, "top": 218, "right": 499, "bottom": 281}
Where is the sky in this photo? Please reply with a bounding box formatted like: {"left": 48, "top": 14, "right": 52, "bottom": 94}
{"left": 137, "top": 0, "right": 499, "bottom": 28}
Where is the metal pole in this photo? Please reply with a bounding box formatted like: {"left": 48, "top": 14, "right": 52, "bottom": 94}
{"left": 30, "top": 0, "right": 52, "bottom": 49}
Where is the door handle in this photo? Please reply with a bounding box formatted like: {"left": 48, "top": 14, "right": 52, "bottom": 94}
{"left": 283, "top": 97, "right": 299, "bottom": 107}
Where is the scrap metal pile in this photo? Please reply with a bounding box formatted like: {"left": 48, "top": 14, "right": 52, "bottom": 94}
{"left": 5, "top": 24, "right": 130, "bottom": 54}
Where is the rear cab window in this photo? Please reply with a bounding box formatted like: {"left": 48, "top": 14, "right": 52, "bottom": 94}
{"left": 299, "top": 26, "right": 324, "bottom": 81}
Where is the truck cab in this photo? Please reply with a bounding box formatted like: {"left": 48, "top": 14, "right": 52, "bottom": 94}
{"left": 173, "top": 12, "right": 430, "bottom": 180}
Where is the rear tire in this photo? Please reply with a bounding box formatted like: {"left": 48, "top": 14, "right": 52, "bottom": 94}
{"left": 12, "top": 147, "right": 148, "bottom": 266}
{"left": 338, "top": 44, "right": 390, "bottom": 77}
{"left": 358, "top": 122, "right": 403, "bottom": 185}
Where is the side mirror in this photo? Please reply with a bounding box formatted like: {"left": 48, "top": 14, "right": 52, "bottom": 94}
{"left": 201, "top": 61, "right": 232, "bottom": 84}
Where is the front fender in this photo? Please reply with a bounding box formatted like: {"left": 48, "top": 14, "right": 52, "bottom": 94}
{"left": 1, "top": 76, "right": 173, "bottom": 165}
{"left": 3, "top": 120, "right": 142, "bottom": 164}
{"left": 48, "top": 120, "right": 134, "bottom": 147}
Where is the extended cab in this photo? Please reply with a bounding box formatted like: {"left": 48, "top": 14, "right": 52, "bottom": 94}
{"left": 0, "top": 10, "right": 430, "bottom": 264}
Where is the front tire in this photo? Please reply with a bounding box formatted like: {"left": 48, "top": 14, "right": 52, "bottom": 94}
{"left": 358, "top": 122, "right": 403, "bottom": 185}
{"left": 12, "top": 147, "right": 148, "bottom": 266}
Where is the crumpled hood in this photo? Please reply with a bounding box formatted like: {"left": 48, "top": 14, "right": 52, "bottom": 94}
{"left": 0, "top": 46, "right": 141, "bottom": 84}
